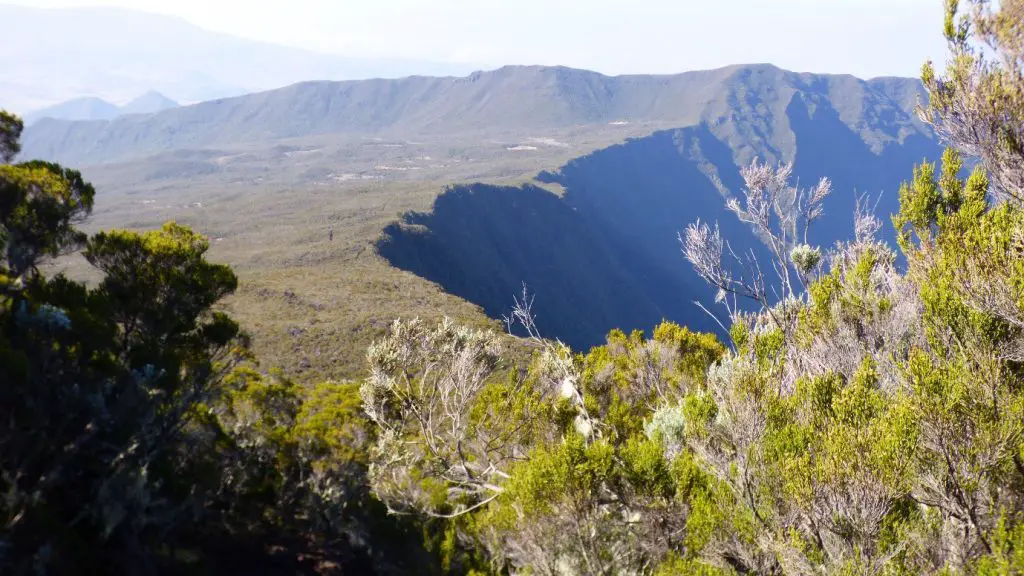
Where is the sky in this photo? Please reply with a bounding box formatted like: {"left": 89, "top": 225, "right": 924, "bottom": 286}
{"left": 6, "top": 0, "right": 949, "bottom": 79}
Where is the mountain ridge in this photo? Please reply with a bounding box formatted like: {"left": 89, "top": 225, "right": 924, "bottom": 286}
{"left": 21, "top": 63, "right": 929, "bottom": 167}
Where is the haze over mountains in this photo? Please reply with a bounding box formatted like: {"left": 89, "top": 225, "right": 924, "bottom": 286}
{"left": 23, "top": 91, "right": 179, "bottom": 125}
{"left": 0, "top": 4, "right": 476, "bottom": 114}
{"left": 22, "top": 62, "right": 941, "bottom": 353}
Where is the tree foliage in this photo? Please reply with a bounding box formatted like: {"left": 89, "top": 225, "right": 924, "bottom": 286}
{"left": 0, "top": 114, "right": 436, "bottom": 575}
{"left": 921, "top": 0, "right": 1024, "bottom": 204}
{"left": 0, "top": 111, "right": 22, "bottom": 164}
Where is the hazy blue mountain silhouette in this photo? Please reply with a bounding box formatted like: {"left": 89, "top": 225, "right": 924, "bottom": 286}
{"left": 24, "top": 92, "right": 180, "bottom": 125}
{"left": 23, "top": 97, "right": 121, "bottom": 125}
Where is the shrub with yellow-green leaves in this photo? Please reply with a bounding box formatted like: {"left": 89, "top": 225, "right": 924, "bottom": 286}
{"left": 362, "top": 317, "right": 729, "bottom": 574}
{"left": 362, "top": 3, "right": 1024, "bottom": 571}
{"left": 210, "top": 369, "right": 418, "bottom": 563}
{"left": 362, "top": 146, "right": 1024, "bottom": 574}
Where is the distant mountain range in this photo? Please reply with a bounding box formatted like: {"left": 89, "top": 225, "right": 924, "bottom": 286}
{"left": 20, "top": 64, "right": 930, "bottom": 167}
{"left": 0, "top": 4, "right": 476, "bottom": 114}
{"left": 23, "top": 91, "right": 179, "bottom": 125}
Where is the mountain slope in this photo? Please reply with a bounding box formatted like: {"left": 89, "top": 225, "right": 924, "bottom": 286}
{"left": 0, "top": 4, "right": 475, "bottom": 114}
{"left": 377, "top": 71, "right": 940, "bottom": 348}
{"left": 21, "top": 64, "right": 929, "bottom": 168}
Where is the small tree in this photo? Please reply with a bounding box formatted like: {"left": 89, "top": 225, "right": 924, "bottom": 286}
{"left": 0, "top": 112, "right": 249, "bottom": 574}
{"left": 682, "top": 160, "right": 831, "bottom": 336}
{"left": 921, "top": 0, "right": 1024, "bottom": 204}
{"left": 0, "top": 110, "right": 22, "bottom": 163}
{"left": 361, "top": 317, "right": 542, "bottom": 518}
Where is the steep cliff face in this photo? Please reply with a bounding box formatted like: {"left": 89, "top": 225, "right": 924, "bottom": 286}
{"left": 375, "top": 127, "right": 753, "bottom": 350}
{"left": 377, "top": 183, "right": 674, "bottom": 350}
{"left": 378, "top": 84, "right": 941, "bottom": 349}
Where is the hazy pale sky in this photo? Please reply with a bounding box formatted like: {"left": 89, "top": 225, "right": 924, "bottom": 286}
{"left": 8, "top": 0, "right": 949, "bottom": 78}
